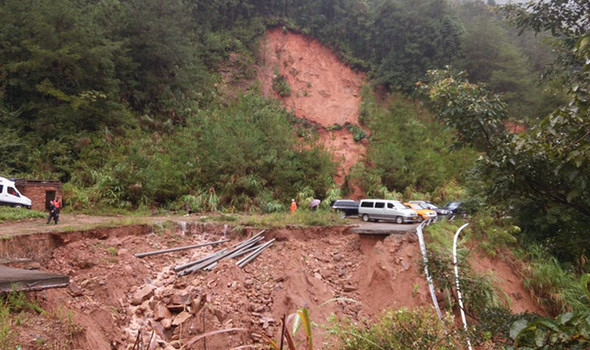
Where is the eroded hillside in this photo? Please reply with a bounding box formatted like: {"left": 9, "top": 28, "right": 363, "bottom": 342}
{"left": 257, "top": 28, "right": 367, "bottom": 189}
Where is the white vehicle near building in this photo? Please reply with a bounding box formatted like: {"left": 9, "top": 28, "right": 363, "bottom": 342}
{"left": 0, "top": 177, "right": 32, "bottom": 209}
{"left": 358, "top": 199, "right": 418, "bottom": 224}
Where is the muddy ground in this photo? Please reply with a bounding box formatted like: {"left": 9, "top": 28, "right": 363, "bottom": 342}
{"left": 1, "top": 214, "right": 543, "bottom": 350}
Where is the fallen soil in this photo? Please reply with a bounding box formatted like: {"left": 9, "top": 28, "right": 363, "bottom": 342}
{"left": 1, "top": 215, "right": 544, "bottom": 349}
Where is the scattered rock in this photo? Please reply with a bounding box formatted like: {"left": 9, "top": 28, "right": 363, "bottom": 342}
{"left": 172, "top": 311, "right": 192, "bottom": 326}
{"left": 132, "top": 285, "right": 155, "bottom": 306}
{"left": 342, "top": 284, "right": 357, "bottom": 292}
{"left": 161, "top": 318, "right": 172, "bottom": 329}
{"left": 68, "top": 281, "right": 84, "bottom": 297}
{"left": 153, "top": 303, "right": 172, "bottom": 321}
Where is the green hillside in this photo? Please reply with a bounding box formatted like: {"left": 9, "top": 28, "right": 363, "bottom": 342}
{"left": 1, "top": 0, "right": 589, "bottom": 261}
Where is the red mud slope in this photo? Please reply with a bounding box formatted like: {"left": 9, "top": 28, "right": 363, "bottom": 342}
{"left": 257, "top": 28, "right": 367, "bottom": 187}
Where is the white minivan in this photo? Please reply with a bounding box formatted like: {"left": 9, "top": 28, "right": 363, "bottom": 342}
{"left": 0, "top": 177, "right": 32, "bottom": 209}
{"left": 358, "top": 199, "right": 418, "bottom": 224}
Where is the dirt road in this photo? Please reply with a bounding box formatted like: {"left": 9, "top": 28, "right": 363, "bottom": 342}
{"left": 1, "top": 213, "right": 419, "bottom": 238}
{"left": 0, "top": 213, "right": 187, "bottom": 237}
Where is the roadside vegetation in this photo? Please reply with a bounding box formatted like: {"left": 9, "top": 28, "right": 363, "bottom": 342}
{"left": 1, "top": 0, "right": 589, "bottom": 348}
{"left": 0, "top": 208, "right": 45, "bottom": 224}
{"left": 0, "top": 290, "right": 45, "bottom": 348}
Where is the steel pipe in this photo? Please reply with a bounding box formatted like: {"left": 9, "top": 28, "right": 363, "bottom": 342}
{"left": 134, "top": 239, "right": 229, "bottom": 258}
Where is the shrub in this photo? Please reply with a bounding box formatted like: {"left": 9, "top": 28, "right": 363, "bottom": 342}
{"left": 272, "top": 73, "right": 292, "bottom": 97}
{"left": 345, "top": 123, "right": 367, "bottom": 142}
{"left": 328, "top": 307, "right": 463, "bottom": 349}
{"left": 520, "top": 244, "right": 590, "bottom": 315}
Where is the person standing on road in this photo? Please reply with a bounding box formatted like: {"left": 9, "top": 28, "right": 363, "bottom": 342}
{"left": 290, "top": 199, "right": 297, "bottom": 214}
{"left": 310, "top": 198, "right": 320, "bottom": 212}
{"left": 47, "top": 196, "right": 61, "bottom": 224}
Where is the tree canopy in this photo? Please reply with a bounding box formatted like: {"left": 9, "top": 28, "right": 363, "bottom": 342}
{"left": 0, "top": 0, "right": 569, "bottom": 216}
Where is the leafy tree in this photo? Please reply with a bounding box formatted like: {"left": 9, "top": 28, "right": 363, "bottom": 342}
{"left": 422, "top": 69, "right": 510, "bottom": 156}
{"left": 423, "top": 0, "right": 590, "bottom": 266}
{"left": 454, "top": 0, "right": 561, "bottom": 121}
{"left": 510, "top": 274, "right": 590, "bottom": 349}
{"left": 367, "top": 0, "right": 464, "bottom": 91}
{"left": 116, "top": 0, "right": 212, "bottom": 119}
{"left": 361, "top": 88, "right": 477, "bottom": 194}
{"left": 0, "top": 0, "right": 125, "bottom": 139}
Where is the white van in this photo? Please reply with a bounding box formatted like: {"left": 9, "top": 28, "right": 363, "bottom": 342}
{"left": 358, "top": 199, "right": 418, "bottom": 224}
{"left": 0, "top": 177, "right": 32, "bottom": 209}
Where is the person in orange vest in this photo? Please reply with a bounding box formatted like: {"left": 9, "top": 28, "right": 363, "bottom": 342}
{"left": 47, "top": 196, "right": 61, "bottom": 224}
{"left": 290, "top": 199, "right": 297, "bottom": 214}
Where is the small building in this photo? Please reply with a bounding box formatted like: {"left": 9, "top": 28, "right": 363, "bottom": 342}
{"left": 14, "top": 179, "right": 62, "bottom": 211}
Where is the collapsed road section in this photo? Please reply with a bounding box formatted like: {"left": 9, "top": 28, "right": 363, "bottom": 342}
{"left": 0, "top": 265, "right": 69, "bottom": 292}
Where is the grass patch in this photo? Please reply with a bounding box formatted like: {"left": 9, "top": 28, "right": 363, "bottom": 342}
{"left": 0, "top": 289, "right": 46, "bottom": 348}
{"left": 239, "top": 210, "right": 347, "bottom": 228}
{"left": 518, "top": 244, "right": 590, "bottom": 315}
{"left": 0, "top": 207, "right": 45, "bottom": 223}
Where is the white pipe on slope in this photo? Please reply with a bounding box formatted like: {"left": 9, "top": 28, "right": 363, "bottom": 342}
{"left": 453, "top": 223, "right": 473, "bottom": 350}
{"left": 416, "top": 222, "right": 445, "bottom": 325}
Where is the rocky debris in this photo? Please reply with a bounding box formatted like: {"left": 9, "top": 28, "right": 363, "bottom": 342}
{"left": 132, "top": 285, "right": 155, "bottom": 305}
{"left": 14, "top": 219, "right": 471, "bottom": 349}
{"left": 110, "top": 226, "right": 365, "bottom": 348}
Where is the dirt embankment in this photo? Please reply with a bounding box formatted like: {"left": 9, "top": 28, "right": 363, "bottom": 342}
{"left": 3, "top": 218, "right": 543, "bottom": 349}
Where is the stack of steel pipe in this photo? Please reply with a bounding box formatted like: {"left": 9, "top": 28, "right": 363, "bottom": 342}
{"left": 236, "top": 239, "right": 275, "bottom": 268}
{"left": 174, "top": 230, "right": 273, "bottom": 275}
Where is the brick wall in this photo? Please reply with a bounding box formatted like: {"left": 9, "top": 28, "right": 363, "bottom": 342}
{"left": 14, "top": 179, "right": 62, "bottom": 211}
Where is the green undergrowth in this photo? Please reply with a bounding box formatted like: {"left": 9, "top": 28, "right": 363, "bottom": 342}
{"left": 327, "top": 307, "right": 463, "bottom": 349}
{"left": 235, "top": 210, "right": 347, "bottom": 228}
{"left": 421, "top": 218, "right": 525, "bottom": 347}
{"left": 0, "top": 290, "right": 45, "bottom": 348}
{"left": 517, "top": 244, "right": 590, "bottom": 316}
{"left": 423, "top": 220, "right": 509, "bottom": 313}
{"left": 0, "top": 207, "right": 45, "bottom": 223}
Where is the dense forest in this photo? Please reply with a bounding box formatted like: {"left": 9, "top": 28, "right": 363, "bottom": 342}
{"left": 1, "top": 0, "right": 589, "bottom": 263}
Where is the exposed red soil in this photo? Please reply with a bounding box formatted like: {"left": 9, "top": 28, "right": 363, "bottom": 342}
{"left": 469, "top": 249, "right": 545, "bottom": 316}
{"left": 257, "top": 28, "right": 367, "bottom": 192}
{"left": 2, "top": 217, "right": 544, "bottom": 349}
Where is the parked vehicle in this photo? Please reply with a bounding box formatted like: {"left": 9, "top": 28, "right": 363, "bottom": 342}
{"left": 358, "top": 199, "right": 418, "bottom": 224}
{"left": 404, "top": 202, "right": 437, "bottom": 222}
{"left": 444, "top": 201, "right": 467, "bottom": 216}
{"left": 408, "top": 200, "right": 451, "bottom": 216}
{"left": 0, "top": 177, "right": 32, "bottom": 209}
{"left": 330, "top": 199, "right": 360, "bottom": 218}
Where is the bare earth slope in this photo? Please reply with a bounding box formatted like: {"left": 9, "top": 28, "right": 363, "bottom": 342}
{"left": 257, "top": 28, "right": 367, "bottom": 188}
{"left": 3, "top": 216, "right": 544, "bottom": 349}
